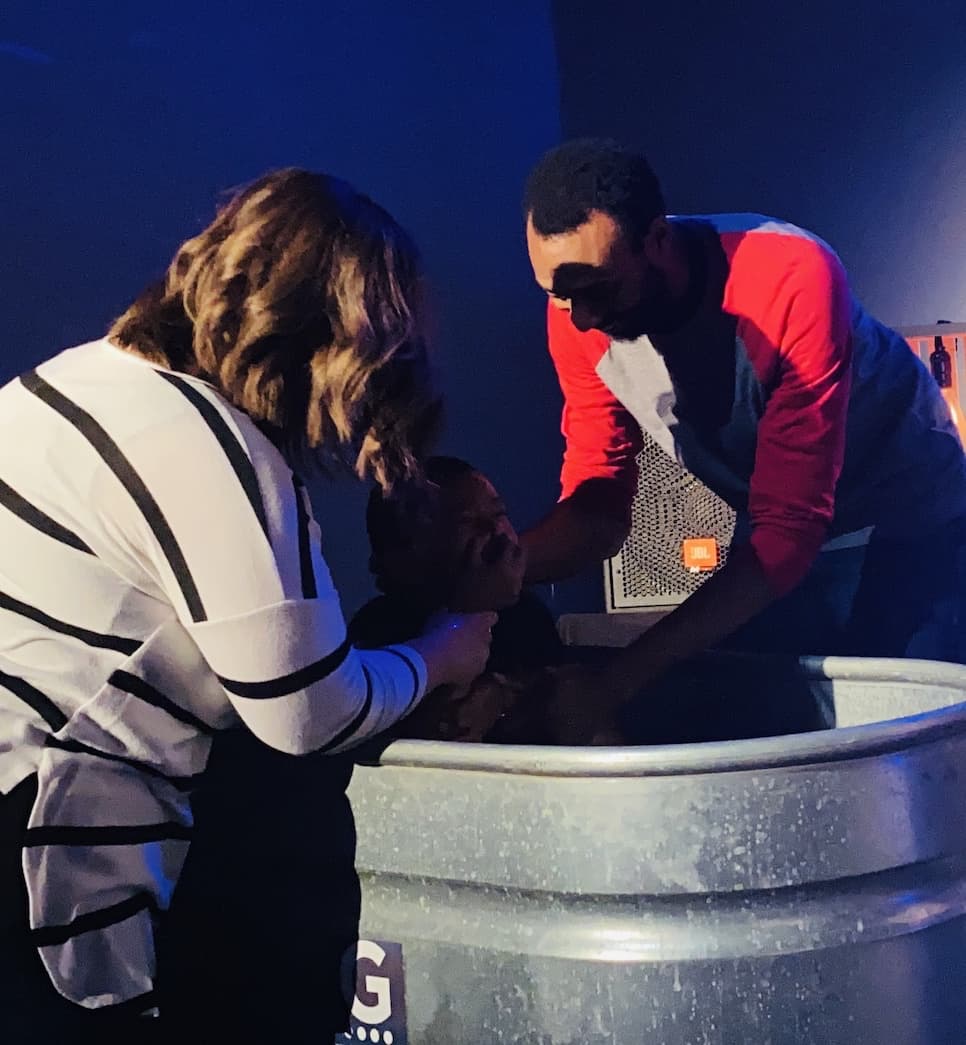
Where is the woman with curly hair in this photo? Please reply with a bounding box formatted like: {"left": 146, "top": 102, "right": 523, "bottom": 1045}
{"left": 0, "top": 169, "right": 495, "bottom": 1035}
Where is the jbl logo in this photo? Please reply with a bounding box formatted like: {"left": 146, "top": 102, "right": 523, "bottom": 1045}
{"left": 682, "top": 537, "right": 720, "bottom": 573}
{"left": 336, "top": 939, "right": 407, "bottom": 1045}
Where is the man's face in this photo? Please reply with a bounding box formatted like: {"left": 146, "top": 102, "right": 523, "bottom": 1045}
{"left": 526, "top": 210, "right": 671, "bottom": 341}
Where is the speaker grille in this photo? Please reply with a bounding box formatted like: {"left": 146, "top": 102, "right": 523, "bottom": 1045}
{"left": 606, "top": 433, "right": 736, "bottom": 608}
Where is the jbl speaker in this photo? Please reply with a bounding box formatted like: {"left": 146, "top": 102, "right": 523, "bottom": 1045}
{"left": 604, "top": 432, "right": 736, "bottom": 611}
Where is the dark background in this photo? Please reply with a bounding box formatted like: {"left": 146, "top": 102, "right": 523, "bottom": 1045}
{"left": 3, "top": 1, "right": 966, "bottom": 615}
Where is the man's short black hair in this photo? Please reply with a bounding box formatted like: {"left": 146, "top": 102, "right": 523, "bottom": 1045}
{"left": 366, "top": 456, "right": 477, "bottom": 592}
{"left": 524, "top": 138, "right": 666, "bottom": 245}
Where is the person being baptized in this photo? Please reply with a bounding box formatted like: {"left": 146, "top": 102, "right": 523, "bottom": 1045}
{"left": 350, "top": 455, "right": 609, "bottom": 743}
{"left": 352, "top": 455, "right": 827, "bottom": 747}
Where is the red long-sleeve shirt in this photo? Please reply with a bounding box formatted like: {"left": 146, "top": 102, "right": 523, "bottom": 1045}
{"left": 547, "top": 214, "right": 966, "bottom": 595}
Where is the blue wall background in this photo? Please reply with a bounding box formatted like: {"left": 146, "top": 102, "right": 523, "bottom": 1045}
{"left": 549, "top": 0, "right": 966, "bottom": 612}
{"left": 554, "top": 0, "right": 966, "bottom": 328}
{"left": 3, "top": 1, "right": 966, "bottom": 616}
{"left": 0, "top": 1, "right": 562, "bottom": 615}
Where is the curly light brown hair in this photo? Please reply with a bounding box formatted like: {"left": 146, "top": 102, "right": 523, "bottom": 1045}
{"left": 109, "top": 168, "right": 439, "bottom": 489}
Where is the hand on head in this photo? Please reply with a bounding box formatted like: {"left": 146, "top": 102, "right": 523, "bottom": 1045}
{"left": 447, "top": 529, "right": 527, "bottom": 613}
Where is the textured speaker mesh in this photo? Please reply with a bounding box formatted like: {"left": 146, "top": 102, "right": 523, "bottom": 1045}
{"left": 607, "top": 432, "right": 737, "bottom": 607}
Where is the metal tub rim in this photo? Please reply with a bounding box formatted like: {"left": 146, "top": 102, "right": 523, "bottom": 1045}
{"left": 371, "top": 656, "right": 966, "bottom": 777}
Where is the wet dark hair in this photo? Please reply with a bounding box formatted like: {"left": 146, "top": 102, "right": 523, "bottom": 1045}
{"left": 524, "top": 138, "right": 666, "bottom": 245}
{"left": 366, "top": 455, "right": 476, "bottom": 592}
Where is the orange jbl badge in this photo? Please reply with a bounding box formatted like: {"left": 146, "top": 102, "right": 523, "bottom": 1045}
{"left": 682, "top": 537, "right": 719, "bottom": 573}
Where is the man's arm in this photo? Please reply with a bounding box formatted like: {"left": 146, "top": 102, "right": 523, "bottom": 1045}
{"left": 595, "top": 241, "right": 855, "bottom": 709}
{"left": 525, "top": 303, "right": 642, "bottom": 583}
{"left": 597, "top": 544, "right": 776, "bottom": 707}
{"left": 542, "top": 543, "right": 778, "bottom": 744}
{"left": 522, "top": 477, "right": 633, "bottom": 583}
{"left": 537, "top": 240, "right": 857, "bottom": 747}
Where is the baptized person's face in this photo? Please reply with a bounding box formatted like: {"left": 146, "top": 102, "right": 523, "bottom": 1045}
{"left": 428, "top": 472, "right": 524, "bottom": 610}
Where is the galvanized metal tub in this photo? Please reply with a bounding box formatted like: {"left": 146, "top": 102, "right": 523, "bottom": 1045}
{"left": 343, "top": 657, "right": 966, "bottom": 1044}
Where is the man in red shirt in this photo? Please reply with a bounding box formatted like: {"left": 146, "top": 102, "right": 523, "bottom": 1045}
{"left": 522, "top": 139, "right": 966, "bottom": 734}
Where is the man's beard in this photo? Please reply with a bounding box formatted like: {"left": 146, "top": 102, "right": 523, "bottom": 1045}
{"left": 599, "top": 265, "right": 679, "bottom": 341}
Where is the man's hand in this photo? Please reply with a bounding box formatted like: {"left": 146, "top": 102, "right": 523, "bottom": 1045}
{"left": 448, "top": 532, "right": 527, "bottom": 612}
{"left": 400, "top": 674, "right": 519, "bottom": 742}
{"left": 521, "top": 478, "right": 633, "bottom": 585}
{"left": 542, "top": 664, "right": 624, "bottom": 745}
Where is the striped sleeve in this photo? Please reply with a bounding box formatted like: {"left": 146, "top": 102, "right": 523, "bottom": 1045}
{"left": 84, "top": 379, "right": 427, "bottom": 754}
{"left": 546, "top": 302, "right": 643, "bottom": 500}
{"left": 187, "top": 601, "right": 425, "bottom": 755}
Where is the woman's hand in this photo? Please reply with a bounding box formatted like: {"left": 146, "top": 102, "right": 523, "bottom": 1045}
{"left": 408, "top": 610, "right": 497, "bottom": 691}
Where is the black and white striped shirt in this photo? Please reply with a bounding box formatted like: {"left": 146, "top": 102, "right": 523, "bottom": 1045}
{"left": 0, "top": 339, "right": 427, "bottom": 1011}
